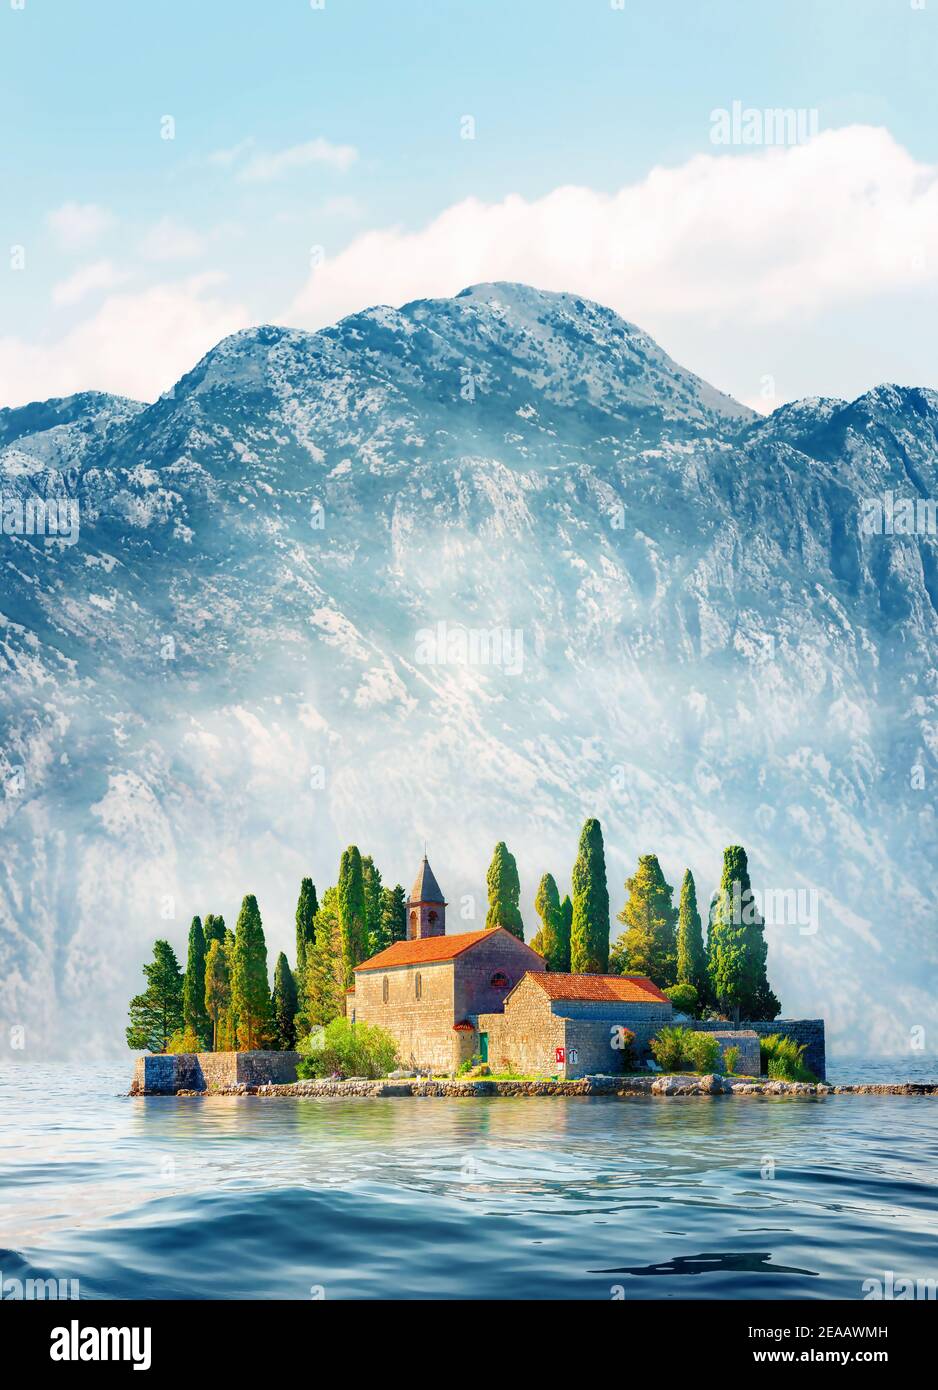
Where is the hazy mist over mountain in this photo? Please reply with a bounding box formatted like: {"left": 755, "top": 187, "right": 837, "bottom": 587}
{"left": 1, "top": 283, "right": 936, "bottom": 1058}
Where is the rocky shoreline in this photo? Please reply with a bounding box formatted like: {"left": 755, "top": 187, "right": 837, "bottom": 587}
{"left": 155, "top": 1073, "right": 938, "bottom": 1099}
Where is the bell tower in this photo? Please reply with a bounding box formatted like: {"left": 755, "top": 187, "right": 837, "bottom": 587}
{"left": 407, "top": 855, "right": 446, "bottom": 939}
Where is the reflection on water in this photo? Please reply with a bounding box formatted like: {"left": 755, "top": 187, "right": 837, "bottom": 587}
{"left": 0, "top": 1062, "right": 936, "bottom": 1300}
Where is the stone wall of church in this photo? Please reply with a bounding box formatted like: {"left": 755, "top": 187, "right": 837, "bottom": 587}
{"left": 453, "top": 932, "right": 546, "bottom": 1022}
{"left": 478, "top": 974, "right": 565, "bottom": 1075}
{"left": 353, "top": 960, "right": 458, "bottom": 1071}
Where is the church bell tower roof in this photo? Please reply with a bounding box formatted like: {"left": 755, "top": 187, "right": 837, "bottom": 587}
{"left": 409, "top": 855, "right": 445, "bottom": 905}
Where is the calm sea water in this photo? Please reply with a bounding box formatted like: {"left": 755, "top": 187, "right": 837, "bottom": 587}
{"left": 1, "top": 1059, "right": 936, "bottom": 1301}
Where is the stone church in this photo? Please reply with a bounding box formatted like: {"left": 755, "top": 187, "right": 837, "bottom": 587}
{"left": 348, "top": 856, "right": 673, "bottom": 1077}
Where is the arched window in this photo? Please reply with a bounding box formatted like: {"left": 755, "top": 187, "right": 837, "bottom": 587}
{"left": 490, "top": 972, "right": 510, "bottom": 989}
{"left": 382, "top": 976, "right": 389, "bottom": 1004}
{"left": 428, "top": 910, "right": 438, "bottom": 926}
{"left": 415, "top": 972, "right": 422, "bottom": 1000}
{"left": 409, "top": 910, "right": 418, "bottom": 931}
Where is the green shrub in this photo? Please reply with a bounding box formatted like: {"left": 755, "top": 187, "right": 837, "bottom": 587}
{"left": 296, "top": 1017, "right": 398, "bottom": 1080}
{"left": 651, "top": 1026, "right": 725, "bottom": 1073}
{"left": 760, "top": 1034, "right": 816, "bottom": 1083}
{"left": 723, "top": 1045, "right": 740, "bottom": 1076}
{"left": 663, "top": 982, "right": 699, "bottom": 1015}
{"left": 684, "top": 1031, "right": 721, "bottom": 1073}
{"left": 650, "top": 1024, "right": 691, "bottom": 1072}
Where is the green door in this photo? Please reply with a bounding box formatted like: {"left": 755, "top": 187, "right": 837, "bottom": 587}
{"left": 479, "top": 1032, "right": 488, "bottom": 1063}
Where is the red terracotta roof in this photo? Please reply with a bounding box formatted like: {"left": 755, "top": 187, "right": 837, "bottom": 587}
{"left": 453, "top": 1019, "right": 474, "bottom": 1032}
{"left": 355, "top": 928, "right": 493, "bottom": 971}
{"left": 527, "top": 972, "right": 670, "bottom": 1004}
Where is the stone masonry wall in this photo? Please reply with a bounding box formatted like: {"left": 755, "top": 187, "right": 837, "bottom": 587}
{"left": 551, "top": 998, "right": 673, "bottom": 1065}
{"left": 452, "top": 933, "right": 546, "bottom": 1023}
{"left": 703, "top": 1030, "right": 761, "bottom": 1077}
{"left": 132, "top": 1051, "right": 300, "bottom": 1094}
{"left": 353, "top": 960, "right": 457, "bottom": 1071}
{"left": 478, "top": 974, "right": 565, "bottom": 1075}
{"left": 693, "top": 1018, "right": 826, "bottom": 1079}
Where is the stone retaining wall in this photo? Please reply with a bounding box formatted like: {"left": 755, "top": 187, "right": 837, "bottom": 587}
{"left": 159, "top": 1074, "right": 936, "bottom": 1099}
{"left": 693, "top": 1018, "right": 826, "bottom": 1079}
{"left": 131, "top": 1051, "right": 301, "bottom": 1094}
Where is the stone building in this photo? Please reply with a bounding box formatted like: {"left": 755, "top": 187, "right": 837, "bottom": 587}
{"left": 348, "top": 856, "right": 675, "bottom": 1077}
{"left": 348, "top": 856, "right": 547, "bottom": 1071}
{"left": 478, "top": 972, "right": 672, "bottom": 1079}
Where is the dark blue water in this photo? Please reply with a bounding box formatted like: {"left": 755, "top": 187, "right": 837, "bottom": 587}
{"left": 1, "top": 1060, "right": 936, "bottom": 1300}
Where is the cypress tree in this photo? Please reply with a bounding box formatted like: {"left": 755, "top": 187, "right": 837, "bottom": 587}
{"left": 729, "top": 845, "right": 781, "bottom": 1021}
{"left": 183, "top": 915, "right": 211, "bottom": 1049}
{"left": 676, "top": 869, "right": 708, "bottom": 1001}
{"left": 272, "top": 952, "right": 299, "bottom": 1050}
{"left": 570, "top": 818, "right": 609, "bottom": 973}
{"left": 362, "top": 855, "right": 383, "bottom": 955}
{"left": 376, "top": 883, "right": 407, "bottom": 951}
{"left": 337, "top": 846, "right": 368, "bottom": 986}
{"left": 303, "top": 886, "right": 343, "bottom": 1028}
{"left": 531, "top": 872, "right": 565, "bottom": 970}
{"left": 558, "top": 894, "right": 573, "bottom": 972}
{"left": 611, "top": 854, "right": 678, "bottom": 986}
{"left": 203, "top": 914, "right": 226, "bottom": 948}
{"left": 231, "top": 894, "right": 272, "bottom": 1050}
{"left": 294, "top": 878, "right": 318, "bottom": 1009}
{"left": 204, "top": 937, "right": 230, "bottom": 1051}
{"left": 706, "top": 846, "right": 750, "bottom": 1023}
{"left": 485, "top": 841, "right": 524, "bottom": 939}
{"left": 126, "top": 940, "right": 184, "bottom": 1053}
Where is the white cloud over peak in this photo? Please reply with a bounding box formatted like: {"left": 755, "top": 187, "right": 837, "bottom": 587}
{"left": 285, "top": 125, "right": 938, "bottom": 333}
{"left": 0, "top": 274, "right": 247, "bottom": 406}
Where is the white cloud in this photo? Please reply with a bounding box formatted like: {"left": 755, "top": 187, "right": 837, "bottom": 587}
{"left": 285, "top": 126, "right": 938, "bottom": 333}
{"left": 238, "top": 137, "right": 358, "bottom": 182}
{"left": 51, "top": 259, "right": 130, "bottom": 308}
{"left": 138, "top": 217, "right": 207, "bottom": 263}
{"left": 46, "top": 201, "right": 115, "bottom": 251}
{"left": 0, "top": 274, "right": 247, "bottom": 406}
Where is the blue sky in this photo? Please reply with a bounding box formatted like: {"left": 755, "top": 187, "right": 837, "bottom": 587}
{"left": 2, "top": 0, "right": 937, "bottom": 408}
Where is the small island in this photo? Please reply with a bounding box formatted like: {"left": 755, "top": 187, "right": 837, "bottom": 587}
{"left": 128, "top": 820, "right": 927, "bottom": 1099}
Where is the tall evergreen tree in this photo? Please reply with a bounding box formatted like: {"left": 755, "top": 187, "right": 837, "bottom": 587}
{"left": 531, "top": 872, "right": 565, "bottom": 970}
{"left": 272, "top": 952, "right": 299, "bottom": 1050}
{"left": 376, "top": 883, "right": 407, "bottom": 951}
{"left": 204, "top": 937, "right": 230, "bottom": 1051}
{"left": 337, "top": 847, "right": 368, "bottom": 986}
{"left": 203, "top": 914, "right": 226, "bottom": 948}
{"left": 303, "top": 886, "right": 343, "bottom": 1028}
{"left": 675, "top": 869, "right": 708, "bottom": 1001}
{"left": 706, "top": 846, "right": 750, "bottom": 1023}
{"left": 231, "top": 894, "right": 272, "bottom": 1050}
{"left": 182, "top": 915, "right": 211, "bottom": 1049}
{"left": 294, "top": 878, "right": 318, "bottom": 1009}
{"left": 726, "top": 845, "right": 782, "bottom": 1021}
{"left": 361, "top": 855, "right": 383, "bottom": 955}
{"left": 570, "top": 818, "right": 610, "bottom": 972}
{"left": 485, "top": 841, "right": 524, "bottom": 939}
{"left": 126, "top": 940, "right": 184, "bottom": 1053}
{"left": 610, "top": 855, "right": 679, "bottom": 986}
{"left": 558, "top": 894, "right": 573, "bottom": 972}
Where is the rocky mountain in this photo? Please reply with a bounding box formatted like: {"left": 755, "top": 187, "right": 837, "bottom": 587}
{"left": 1, "top": 283, "right": 935, "bottom": 1058}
